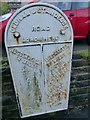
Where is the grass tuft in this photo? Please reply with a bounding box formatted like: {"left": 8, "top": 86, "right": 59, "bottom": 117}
{"left": 74, "top": 50, "right": 90, "bottom": 60}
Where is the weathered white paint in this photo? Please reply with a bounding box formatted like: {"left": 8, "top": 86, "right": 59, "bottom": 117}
{"left": 5, "top": 3, "right": 73, "bottom": 118}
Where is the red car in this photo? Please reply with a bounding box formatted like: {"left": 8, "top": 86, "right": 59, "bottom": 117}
{"left": 0, "top": 10, "right": 15, "bottom": 45}
{"left": 0, "top": 2, "right": 90, "bottom": 44}
{"left": 51, "top": 2, "right": 90, "bottom": 45}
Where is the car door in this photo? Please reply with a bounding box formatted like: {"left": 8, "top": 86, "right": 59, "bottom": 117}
{"left": 73, "top": 2, "right": 89, "bottom": 39}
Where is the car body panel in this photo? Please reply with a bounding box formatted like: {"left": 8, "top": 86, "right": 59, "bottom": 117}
{"left": 64, "top": 10, "right": 77, "bottom": 37}
{"left": 75, "top": 8, "right": 90, "bottom": 39}
{"left": 0, "top": 11, "right": 15, "bottom": 44}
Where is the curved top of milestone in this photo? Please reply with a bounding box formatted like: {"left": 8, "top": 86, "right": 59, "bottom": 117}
{"left": 5, "top": 2, "right": 73, "bottom": 46}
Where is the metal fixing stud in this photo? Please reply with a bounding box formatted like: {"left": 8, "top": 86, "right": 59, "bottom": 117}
{"left": 60, "top": 29, "right": 66, "bottom": 35}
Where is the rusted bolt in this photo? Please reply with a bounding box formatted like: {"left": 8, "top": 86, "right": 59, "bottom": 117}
{"left": 13, "top": 32, "right": 20, "bottom": 38}
{"left": 60, "top": 29, "right": 66, "bottom": 35}
{"left": 13, "top": 32, "right": 20, "bottom": 44}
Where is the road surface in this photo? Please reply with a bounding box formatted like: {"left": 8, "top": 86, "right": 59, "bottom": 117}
{"left": 73, "top": 39, "right": 89, "bottom": 51}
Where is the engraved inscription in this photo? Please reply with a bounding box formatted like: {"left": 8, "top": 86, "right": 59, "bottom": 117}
{"left": 45, "top": 44, "right": 71, "bottom": 107}
{"left": 8, "top": 48, "right": 40, "bottom": 68}
{"left": 32, "top": 26, "right": 50, "bottom": 32}
{"left": 10, "top": 6, "right": 68, "bottom": 33}
{"left": 22, "top": 36, "right": 59, "bottom": 43}
{"left": 31, "top": 7, "right": 68, "bottom": 29}
{"left": 46, "top": 45, "right": 70, "bottom": 62}
{"left": 8, "top": 47, "right": 43, "bottom": 114}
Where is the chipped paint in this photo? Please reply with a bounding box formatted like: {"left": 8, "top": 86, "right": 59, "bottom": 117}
{"left": 5, "top": 3, "right": 73, "bottom": 118}
{"left": 44, "top": 44, "right": 71, "bottom": 109}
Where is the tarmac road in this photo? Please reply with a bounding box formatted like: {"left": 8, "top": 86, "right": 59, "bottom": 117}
{"left": 73, "top": 39, "right": 89, "bottom": 51}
